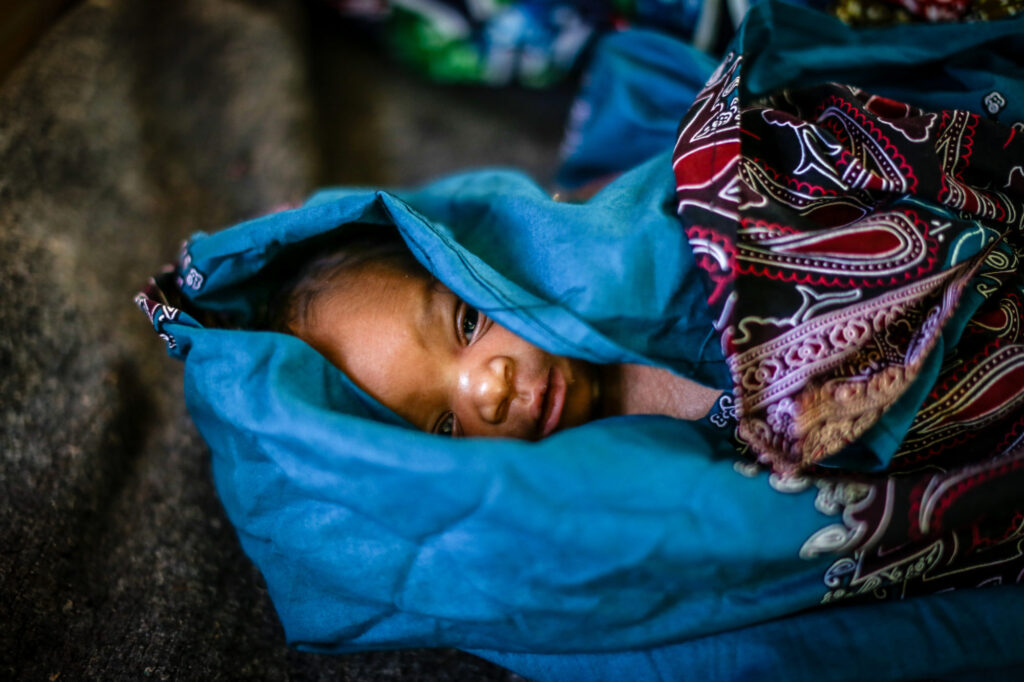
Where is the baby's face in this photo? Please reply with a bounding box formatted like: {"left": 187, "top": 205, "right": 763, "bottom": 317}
{"left": 299, "top": 261, "right": 600, "bottom": 439}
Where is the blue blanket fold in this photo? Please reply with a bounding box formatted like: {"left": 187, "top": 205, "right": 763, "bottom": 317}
{"left": 134, "top": 1, "right": 1024, "bottom": 679}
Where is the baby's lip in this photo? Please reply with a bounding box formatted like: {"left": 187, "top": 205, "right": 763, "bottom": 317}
{"left": 537, "top": 366, "right": 566, "bottom": 439}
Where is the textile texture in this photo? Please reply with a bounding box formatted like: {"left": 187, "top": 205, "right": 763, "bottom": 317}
{"left": 673, "top": 4, "right": 1024, "bottom": 609}
{"left": 128, "top": 7, "right": 1024, "bottom": 682}
{"left": 674, "top": 8, "right": 1024, "bottom": 473}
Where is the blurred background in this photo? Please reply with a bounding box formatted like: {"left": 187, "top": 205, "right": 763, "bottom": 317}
{"left": 3, "top": 0, "right": 1015, "bottom": 679}
{"left": 0, "top": 2, "right": 566, "bottom": 678}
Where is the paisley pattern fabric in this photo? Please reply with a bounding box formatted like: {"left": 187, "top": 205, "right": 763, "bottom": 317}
{"left": 832, "top": 0, "right": 1023, "bottom": 24}
{"left": 673, "top": 52, "right": 1024, "bottom": 474}
{"left": 801, "top": 451, "right": 1024, "bottom": 605}
{"left": 672, "top": 45, "right": 1024, "bottom": 607}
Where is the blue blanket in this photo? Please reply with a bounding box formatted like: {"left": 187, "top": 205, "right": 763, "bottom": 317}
{"left": 137, "top": 3, "right": 1024, "bottom": 679}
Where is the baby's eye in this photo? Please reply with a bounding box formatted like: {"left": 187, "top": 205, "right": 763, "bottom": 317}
{"left": 461, "top": 304, "right": 479, "bottom": 343}
{"left": 435, "top": 412, "right": 456, "bottom": 437}
{"left": 452, "top": 297, "right": 489, "bottom": 346}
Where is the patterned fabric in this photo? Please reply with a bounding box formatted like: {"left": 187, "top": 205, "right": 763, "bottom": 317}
{"left": 673, "top": 53, "right": 1024, "bottom": 474}
{"left": 831, "top": 0, "right": 915, "bottom": 25}
{"left": 131, "top": 6, "right": 1024, "bottom": 676}
{"left": 893, "top": 0, "right": 971, "bottom": 20}
{"left": 968, "top": 0, "right": 1024, "bottom": 19}
{"left": 799, "top": 452, "right": 1024, "bottom": 605}
{"left": 832, "top": 0, "right": 1023, "bottom": 24}
{"left": 673, "top": 53, "right": 1024, "bottom": 605}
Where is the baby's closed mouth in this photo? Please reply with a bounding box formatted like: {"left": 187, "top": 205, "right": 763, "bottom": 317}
{"left": 538, "top": 366, "right": 566, "bottom": 439}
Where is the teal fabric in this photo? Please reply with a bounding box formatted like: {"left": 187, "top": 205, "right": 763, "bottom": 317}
{"left": 476, "top": 584, "right": 1024, "bottom": 681}
{"left": 557, "top": 28, "right": 718, "bottom": 189}
{"left": 180, "top": 152, "right": 729, "bottom": 387}
{"left": 170, "top": 159, "right": 832, "bottom": 653}
{"left": 736, "top": 0, "right": 1024, "bottom": 122}
{"left": 193, "top": 358, "right": 832, "bottom": 651}
{"left": 559, "top": 1, "right": 1024, "bottom": 194}
{"left": 138, "top": 2, "right": 1024, "bottom": 680}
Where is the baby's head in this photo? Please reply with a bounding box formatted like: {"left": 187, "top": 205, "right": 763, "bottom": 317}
{"left": 271, "top": 227, "right": 601, "bottom": 439}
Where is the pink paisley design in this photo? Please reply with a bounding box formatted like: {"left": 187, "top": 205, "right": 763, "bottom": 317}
{"left": 674, "top": 69, "right": 1024, "bottom": 473}
{"left": 674, "top": 54, "right": 742, "bottom": 223}
{"left": 740, "top": 156, "right": 873, "bottom": 226}
{"left": 685, "top": 225, "right": 736, "bottom": 307}
{"left": 736, "top": 210, "right": 938, "bottom": 288}
{"left": 734, "top": 262, "right": 977, "bottom": 466}
{"left": 936, "top": 109, "right": 1017, "bottom": 223}
{"left": 817, "top": 94, "right": 919, "bottom": 194}
{"left": 673, "top": 44, "right": 1024, "bottom": 612}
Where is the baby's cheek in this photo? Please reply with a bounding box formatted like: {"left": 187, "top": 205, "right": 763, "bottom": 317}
{"left": 565, "top": 360, "right": 599, "bottom": 429}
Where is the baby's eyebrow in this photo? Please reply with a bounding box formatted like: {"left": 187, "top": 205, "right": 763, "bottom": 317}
{"left": 415, "top": 280, "right": 439, "bottom": 349}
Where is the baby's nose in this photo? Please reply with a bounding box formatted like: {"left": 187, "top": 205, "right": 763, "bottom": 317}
{"left": 464, "top": 356, "right": 513, "bottom": 424}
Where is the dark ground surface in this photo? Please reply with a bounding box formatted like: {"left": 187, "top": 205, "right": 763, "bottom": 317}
{"left": 0, "top": 0, "right": 572, "bottom": 678}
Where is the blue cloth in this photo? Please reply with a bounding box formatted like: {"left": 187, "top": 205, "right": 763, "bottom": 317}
{"left": 477, "top": 585, "right": 1024, "bottom": 681}
{"left": 179, "top": 151, "right": 729, "bottom": 386}
{"left": 735, "top": 0, "right": 1024, "bottom": 122}
{"left": 557, "top": 29, "right": 718, "bottom": 189}
{"left": 137, "top": 2, "right": 1024, "bottom": 680}
{"left": 162, "top": 158, "right": 832, "bottom": 653}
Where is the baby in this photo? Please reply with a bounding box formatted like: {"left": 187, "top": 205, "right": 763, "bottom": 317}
{"left": 269, "top": 225, "right": 722, "bottom": 440}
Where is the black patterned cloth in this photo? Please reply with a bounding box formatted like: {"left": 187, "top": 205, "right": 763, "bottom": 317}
{"left": 672, "top": 32, "right": 1024, "bottom": 605}
{"left": 675, "top": 52, "right": 1024, "bottom": 474}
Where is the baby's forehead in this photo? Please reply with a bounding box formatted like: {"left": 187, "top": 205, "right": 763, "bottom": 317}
{"left": 310, "top": 260, "right": 457, "bottom": 345}
{"left": 304, "top": 261, "right": 457, "bottom": 430}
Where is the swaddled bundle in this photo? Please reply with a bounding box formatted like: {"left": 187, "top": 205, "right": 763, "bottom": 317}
{"left": 137, "top": 3, "right": 1024, "bottom": 680}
